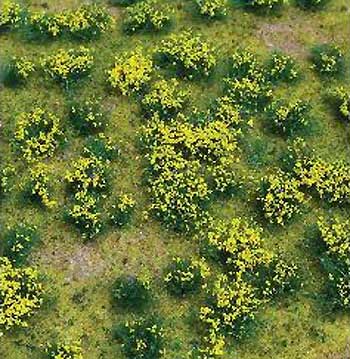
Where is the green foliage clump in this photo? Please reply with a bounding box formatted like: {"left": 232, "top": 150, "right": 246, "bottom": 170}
{"left": 317, "top": 217, "right": 350, "bottom": 309}
{"left": 28, "top": 4, "right": 113, "bottom": 39}
{"left": 164, "top": 257, "right": 202, "bottom": 296}
{"left": 64, "top": 4, "right": 113, "bottom": 40}
{"left": 124, "top": 0, "right": 171, "bottom": 33}
{"left": 243, "top": 0, "right": 284, "bottom": 10}
{"left": 296, "top": 0, "right": 329, "bottom": 10}
{"left": 14, "top": 107, "right": 63, "bottom": 162}
{"left": 328, "top": 86, "right": 350, "bottom": 122}
{"left": 213, "top": 96, "right": 248, "bottom": 129}
{"left": 267, "top": 99, "right": 310, "bottom": 136}
{"left": 142, "top": 115, "right": 239, "bottom": 232}
{"left": 115, "top": 317, "right": 165, "bottom": 359}
{"left": 198, "top": 218, "right": 299, "bottom": 355}
{"left": 65, "top": 155, "right": 109, "bottom": 238}
{"left": 107, "top": 49, "right": 153, "bottom": 95}
{"left": 112, "top": 275, "right": 150, "bottom": 310}
{"left": 141, "top": 78, "right": 188, "bottom": 119}
{"left": 2, "top": 224, "right": 39, "bottom": 266}
{"left": 230, "top": 49, "right": 265, "bottom": 81}
{"left": 156, "top": 30, "right": 216, "bottom": 79}
{"left": 69, "top": 97, "right": 107, "bottom": 135}
{"left": 41, "top": 47, "right": 93, "bottom": 87}
{"left": 258, "top": 170, "right": 305, "bottom": 225}
{"left": 195, "top": 0, "right": 228, "bottom": 18}
{"left": 294, "top": 157, "right": 350, "bottom": 204}
{"left": 0, "top": 0, "right": 21, "bottom": 30}
{"left": 110, "top": 0, "right": 140, "bottom": 6}
{"left": 265, "top": 52, "right": 299, "bottom": 83}
{"left": 310, "top": 44, "right": 344, "bottom": 77}
{"left": 25, "top": 163, "right": 56, "bottom": 208}
{"left": 110, "top": 194, "right": 135, "bottom": 227}
{"left": 225, "top": 77, "right": 272, "bottom": 115}
{"left": 1, "top": 56, "right": 35, "bottom": 86}
{"left": 47, "top": 342, "right": 83, "bottom": 359}
{"left": 0, "top": 257, "right": 43, "bottom": 333}
{"left": 83, "top": 134, "right": 119, "bottom": 162}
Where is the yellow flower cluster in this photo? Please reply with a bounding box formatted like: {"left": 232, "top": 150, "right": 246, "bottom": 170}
{"left": 294, "top": 158, "right": 350, "bottom": 204}
{"left": 198, "top": 217, "right": 298, "bottom": 356}
{"left": 214, "top": 96, "right": 246, "bottom": 128}
{"left": 0, "top": 257, "right": 43, "bottom": 333}
{"left": 230, "top": 49, "right": 264, "bottom": 81}
{"left": 245, "top": 0, "right": 284, "bottom": 9}
{"left": 164, "top": 257, "right": 203, "bottom": 296}
{"left": 124, "top": 0, "right": 171, "bottom": 33}
{"left": 110, "top": 193, "right": 136, "bottom": 227}
{"left": 195, "top": 0, "right": 228, "bottom": 18}
{"left": 311, "top": 44, "right": 344, "bottom": 76}
{"left": 65, "top": 155, "right": 108, "bottom": 238}
{"left": 107, "top": 49, "right": 153, "bottom": 95}
{"left": 0, "top": 0, "right": 21, "bottom": 28}
{"left": 27, "top": 163, "right": 56, "bottom": 208}
{"left": 41, "top": 47, "right": 93, "bottom": 86}
{"left": 317, "top": 217, "right": 350, "bottom": 263}
{"left": 47, "top": 342, "right": 83, "bottom": 359}
{"left": 9, "top": 56, "right": 35, "bottom": 82}
{"left": 329, "top": 86, "right": 350, "bottom": 122}
{"left": 29, "top": 4, "right": 113, "bottom": 39}
{"left": 157, "top": 30, "right": 216, "bottom": 79}
{"left": 141, "top": 78, "right": 188, "bottom": 119}
{"left": 269, "top": 99, "right": 309, "bottom": 136}
{"left": 225, "top": 77, "right": 272, "bottom": 114}
{"left": 258, "top": 170, "right": 306, "bottom": 225}
{"left": 267, "top": 52, "right": 299, "bottom": 82}
{"left": 14, "top": 107, "right": 63, "bottom": 162}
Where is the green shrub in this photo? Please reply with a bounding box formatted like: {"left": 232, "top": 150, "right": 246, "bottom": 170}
{"left": 258, "top": 170, "right": 305, "bottom": 225}
{"left": 141, "top": 78, "right": 188, "bottom": 119}
{"left": 83, "top": 134, "right": 119, "bottom": 162}
{"left": 0, "top": 0, "right": 21, "bottom": 30}
{"left": 41, "top": 47, "right": 94, "bottom": 88}
{"left": 107, "top": 49, "right": 153, "bottom": 95}
{"left": 265, "top": 52, "right": 299, "bottom": 83}
{"left": 229, "top": 49, "right": 265, "bottom": 81}
{"left": 156, "top": 30, "right": 216, "bottom": 79}
{"left": 328, "top": 86, "right": 350, "bottom": 122}
{"left": 213, "top": 96, "right": 247, "bottom": 129}
{"left": 296, "top": 0, "right": 329, "bottom": 10}
{"left": 267, "top": 99, "right": 311, "bottom": 137}
{"left": 47, "top": 342, "right": 83, "bottom": 359}
{"left": 25, "top": 163, "right": 56, "bottom": 208}
{"left": 0, "top": 257, "right": 43, "bottom": 333}
{"left": 242, "top": 0, "right": 284, "bottom": 10}
{"left": 164, "top": 257, "right": 202, "bottom": 296}
{"left": 225, "top": 77, "right": 272, "bottom": 114}
{"left": 115, "top": 316, "right": 165, "bottom": 359}
{"left": 110, "top": 0, "right": 140, "bottom": 6}
{"left": 28, "top": 12, "right": 67, "bottom": 38}
{"left": 1, "top": 56, "right": 35, "bottom": 86}
{"left": 2, "top": 224, "right": 39, "bottom": 266}
{"left": 110, "top": 194, "right": 135, "bottom": 227}
{"left": 14, "top": 107, "right": 63, "bottom": 162}
{"left": 69, "top": 97, "right": 107, "bottom": 135}
{"left": 310, "top": 44, "right": 344, "bottom": 77}
{"left": 195, "top": 0, "right": 228, "bottom": 18}
{"left": 112, "top": 275, "right": 151, "bottom": 310}
{"left": 124, "top": 0, "right": 171, "bottom": 33}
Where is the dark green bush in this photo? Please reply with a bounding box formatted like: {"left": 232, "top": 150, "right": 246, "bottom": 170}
{"left": 110, "top": 0, "right": 141, "bottom": 6}
{"left": 110, "top": 194, "right": 135, "bottom": 227}
{"left": 1, "top": 56, "right": 35, "bottom": 87}
{"left": 69, "top": 97, "right": 107, "bottom": 135}
{"left": 114, "top": 316, "right": 165, "bottom": 359}
{"left": 2, "top": 224, "right": 39, "bottom": 266}
{"left": 265, "top": 52, "right": 299, "bottom": 83}
{"left": 267, "top": 99, "right": 311, "bottom": 137}
{"left": 296, "top": 0, "right": 329, "bottom": 10}
{"left": 83, "top": 135, "right": 119, "bottom": 162}
{"left": 112, "top": 275, "right": 151, "bottom": 310}
{"left": 310, "top": 44, "right": 345, "bottom": 77}
{"left": 164, "top": 258, "right": 202, "bottom": 296}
